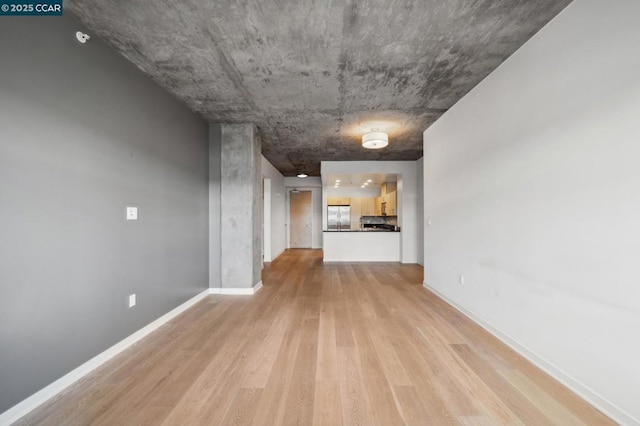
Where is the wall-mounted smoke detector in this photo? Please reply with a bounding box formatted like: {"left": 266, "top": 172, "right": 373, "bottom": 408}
{"left": 75, "top": 31, "right": 90, "bottom": 44}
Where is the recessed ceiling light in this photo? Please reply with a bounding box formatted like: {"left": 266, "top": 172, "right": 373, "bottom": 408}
{"left": 362, "top": 129, "right": 389, "bottom": 149}
{"left": 363, "top": 182, "right": 368, "bottom": 185}
{"left": 297, "top": 173, "right": 308, "bottom": 178}
{"left": 367, "top": 179, "right": 372, "bottom": 182}
{"left": 335, "top": 179, "right": 341, "bottom": 183}
{"left": 361, "top": 185, "right": 365, "bottom": 188}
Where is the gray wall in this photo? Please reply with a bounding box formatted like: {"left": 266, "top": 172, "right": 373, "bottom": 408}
{"left": 0, "top": 16, "right": 209, "bottom": 413}
{"left": 422, "top": 0, "right": 640, "bottom": 422}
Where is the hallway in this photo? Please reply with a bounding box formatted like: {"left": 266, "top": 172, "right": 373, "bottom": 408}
{"left": 19, "top": 250, "right": 611, "bottom": 425}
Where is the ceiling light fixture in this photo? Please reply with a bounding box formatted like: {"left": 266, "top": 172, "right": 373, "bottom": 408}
{"left": 367, "top": 179, "right": 372, "bottom": 182}
{"left": 297, "top": 173, "right": 308, "bottom": 178}
{"left": 362, "top": 129, "right": 388, "bottom": 149}
{"left": 75, "top": 31, "right": 90, "bottom": 44}
{"left": 335, "top": 179, "right": 341, "bottom": 183}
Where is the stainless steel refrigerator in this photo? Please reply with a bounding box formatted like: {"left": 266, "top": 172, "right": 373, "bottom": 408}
{"left": 327, "top": 205, "right": 351, "bottom": 231}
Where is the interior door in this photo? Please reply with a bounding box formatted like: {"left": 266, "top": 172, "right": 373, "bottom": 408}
{"left": 290, "top": 191, "right": 312, "bottom": 248}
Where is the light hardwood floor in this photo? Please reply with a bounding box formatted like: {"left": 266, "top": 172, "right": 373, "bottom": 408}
{"left": 18, "top": 249, "right": 613, "bottom": 425}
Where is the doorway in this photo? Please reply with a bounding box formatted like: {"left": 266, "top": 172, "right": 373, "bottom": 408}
{"left": 289, "top": 190, "right": 312, "bottom": 248}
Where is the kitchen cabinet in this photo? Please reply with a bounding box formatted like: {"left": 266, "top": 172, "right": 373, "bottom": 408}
{"left": 374, "top": 191, "right": 397, "bottom": 216}
{"left": 360, "top": 197, "right": 375, "bottom": 216}
{"left": 386, "top": 191, "right": 397, "bottom": 215}
{"left": 327, "top": 197, "right": 350, "bottom": 205}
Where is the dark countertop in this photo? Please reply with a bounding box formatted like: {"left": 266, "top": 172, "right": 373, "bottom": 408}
{"left": 323, "top": 229, "right": 400, "bottom": 233}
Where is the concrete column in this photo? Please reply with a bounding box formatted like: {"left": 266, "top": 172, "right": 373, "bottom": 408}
{"left": 208, "top": 124, "right": 221, "bottom": 290}
{"left": 220, "top": 123, "right": 262, "bottom": 290}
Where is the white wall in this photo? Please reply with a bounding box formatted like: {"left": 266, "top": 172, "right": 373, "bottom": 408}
{"left": 321, "top": 161, "right": 418, "bottom": 263}
{"left": 422, "top": 0, "right": 640, "bottom": 423}
{"left": 284, "top": 177, "right": 323, "bottom": 249}
{"left": 261, "top": 156, "right": 286, "bottom": 261}
{"left": 416, "top": 157, "right": 424, "bottom": 266}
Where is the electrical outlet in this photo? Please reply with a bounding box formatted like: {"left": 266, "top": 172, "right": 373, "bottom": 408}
{"left": 128, "top": 294, "right": 136, "bottom": 308}
{"left": 459, "top": 274, "right": 464, "bottom": 285}
{"left": 126, "top": 207, "right": 138, "bottom": 221}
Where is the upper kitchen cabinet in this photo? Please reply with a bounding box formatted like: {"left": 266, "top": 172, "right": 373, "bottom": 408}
{"left": 360, "top": 198, "right": 375, "bottom": 216}
{"left": 380, "top": 182, "right": 396, "bottom": 196}
{"left": 386, "top": 191, "right": 397, "bottom": 216}
{"left": 374, "top": 197, "right": 382, "bottom": 215}
{"left": 374, "top": 191, "right": 397, "bottom": 216}
{"left": 327, "top": 197, "right": 350, "bottom": 205}
{"left": 379, "top": 182, "right": 397, "bottom": 216}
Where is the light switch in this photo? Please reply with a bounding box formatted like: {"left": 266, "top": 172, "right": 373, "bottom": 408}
{"left": 128, "top": 294, "right": 136, "bottom": 307}
{"left": 126, "top": 207, "right": 138, "bottom": 221}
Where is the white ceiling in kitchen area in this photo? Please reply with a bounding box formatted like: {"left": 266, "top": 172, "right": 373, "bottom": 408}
{"left": 322, "top": 173, "right": 398, "bottom": 189}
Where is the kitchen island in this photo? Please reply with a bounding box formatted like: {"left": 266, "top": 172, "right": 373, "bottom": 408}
{"left": 323, "top": 230, "right": 400, "bottom": 262}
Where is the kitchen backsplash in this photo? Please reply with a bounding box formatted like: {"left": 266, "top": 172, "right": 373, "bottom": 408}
{"left": 360, "top": 215, "right": 398, "bottom": 225}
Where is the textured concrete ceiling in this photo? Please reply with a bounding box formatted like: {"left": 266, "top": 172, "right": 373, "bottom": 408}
{"left": 68, "top": 0, "right": 572, "bottom": 176}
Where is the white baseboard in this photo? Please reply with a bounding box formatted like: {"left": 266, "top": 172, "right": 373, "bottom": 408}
{"left": 0, "top": 288, "right": 211, "bottom": 426}
{"left": 422, "top": 282, "right": 637, "bottom": 426}
{"left": 211, "top": 281, "right": 263, "bottom": 295}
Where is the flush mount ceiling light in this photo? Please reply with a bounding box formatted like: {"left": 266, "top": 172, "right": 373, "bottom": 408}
{"left": 362, "top": 129, "right": 388, "bottom": 149}
{"left": 296, "top": 173, "right": 308, "bottom": 178}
